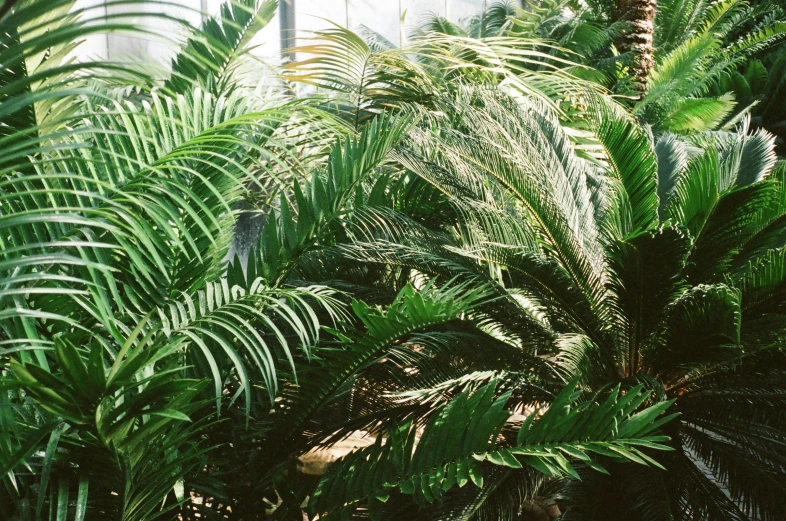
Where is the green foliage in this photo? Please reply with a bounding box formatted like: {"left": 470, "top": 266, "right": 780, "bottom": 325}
{"left": 593, "top": 107, "right": 660, "bottom": 233}
{"left": 5, "top": 330, "right": 207, "bottom": 521}
{"left": 229, "top": 113, "right": 414, "bottom": 285}
{"left": 260, "top": 281, "right": 494, "bottom": 457}
{"left": 271, "top": 56, "right": 786, "bottom": 516}
{"left": 424, "top": 0, "right": 786, "bottom": 134}
{"left": 641, "top": 0, "right": 786, "bottom": 132}
{"left": 711, "top": 49, "right": 786, "bottom": 130}
{"left": 165, "top": 0, "right": 278, "bottom": 96}
{"left": 0, "top": 1, "right": 344, "bottom": 518}
{"left": 3, "top": 1, "right": 786, "bottom": 520}
{"left": 310, "top": 382, "right": 676, "bottom": 520}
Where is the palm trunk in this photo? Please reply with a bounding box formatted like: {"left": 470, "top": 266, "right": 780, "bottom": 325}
{"left": 613, "top": 0, "right": 656, "bottom": 94}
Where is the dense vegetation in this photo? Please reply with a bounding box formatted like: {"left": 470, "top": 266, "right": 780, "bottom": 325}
{"left": 1, "top": 0, "right": 785, "bottom": 520}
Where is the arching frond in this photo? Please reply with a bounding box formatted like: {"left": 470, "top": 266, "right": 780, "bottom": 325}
{"left": 309, "top": 382, "right": 676, "bottom": 521}
{"left": 165, "top": 0, "right": 278, "bottom": 96}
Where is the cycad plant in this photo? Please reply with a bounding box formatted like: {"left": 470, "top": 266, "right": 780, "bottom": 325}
{"left": 4, "top": 1, "right": 785, "bottom": 520}
{"left": 271, "top": 26, "right": 786, "bottom": 514}
{"left": 382, "top": 99, "right": 786, "bottom": 519}
{"left": 708, "top": 48, "right": 786, "bottom": 146}
{"left": 639, "top": 0, "right": 786, "bottom": 133}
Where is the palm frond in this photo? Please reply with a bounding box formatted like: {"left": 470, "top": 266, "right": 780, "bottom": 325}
{"left": 309, "top": 382, "right": 677, "bottom": 520}
{"left": 261, "top": 281, "right": 493, "bottom": 457}
{"left": 237, "top": 112, "right": 413, "bottom": 285}
{"left": 165, "top": 0, "right": 278, "bottom": 96}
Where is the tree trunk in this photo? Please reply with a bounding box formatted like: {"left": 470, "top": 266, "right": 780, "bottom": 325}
{"left": 613, "top": 0, "right": 657, "bottom": 94}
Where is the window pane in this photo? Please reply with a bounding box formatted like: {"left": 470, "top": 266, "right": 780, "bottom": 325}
{"left": 347, "top": 0, "right": 400, "bottom": 46}
{"left": 449, "top": 0, "right": 485, "bottom": 23}
{"left": 105, "top": 0, "right": 201, "bottom": 62}
{"left": 401, "top": 0, "right": 445, "bottom": 40}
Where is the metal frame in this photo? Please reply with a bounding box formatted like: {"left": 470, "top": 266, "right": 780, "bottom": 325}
{"left": 279, "top": 0, "right": 296, "bottom": 62}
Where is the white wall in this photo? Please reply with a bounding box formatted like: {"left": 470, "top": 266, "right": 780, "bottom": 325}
{"left": 71, "top": 0, "right": 487, "bottom": 64}
{"left": 105, "top": 0, "right": 200, "bottom": 64}
{"left": 72, "top": 0, "right": 108, "bottom": 59}
{"left": 347, "top": 0, "right": 400, "bottom": 45}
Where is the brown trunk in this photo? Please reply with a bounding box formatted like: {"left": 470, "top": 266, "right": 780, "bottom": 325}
{"left": 613, "top": 0, "right": 657, "bottom": 94}
{"left": 518, "top": 499, "right": 562, "bottom": 520}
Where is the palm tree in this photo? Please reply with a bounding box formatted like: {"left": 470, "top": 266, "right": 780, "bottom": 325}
{"left": 0, "top": 1, "right": 346, "bottom": 518}
{"left": 612, "top": 0, "right": 657, "bottom": 92}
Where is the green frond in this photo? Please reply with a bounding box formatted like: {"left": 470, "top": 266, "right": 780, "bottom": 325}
{"left": 464, "top": 1, "right": 516, "bottom": 39}
{"left": 641, "top": 33, "right": 721, "bottom": 114}
{"left": 686, "top": 180, "right": 779, "bottom": 282}
{"left": 309, "top": 382, "right": 677, "bottom": 520}
{"left": 730, "top": 164, "right": 786, "bottom": 272}
{"left": 165, "top": 0, "right": 278, "bottom": 96}
{"left": 737, "top": 247, "right": 786, "bottom": 316}
{"left": 262, "top": 281, "right": 493, "bottom": 458}
{"left": 552, "top": 333, "right": 611, "bottom": 386}
{"left": 403, "top": 94, "right": 608, "bottom": 311}
{"left": 284, "top": 24, "right": 436, "bottom": 122}
{"left": 655, "top": 133, "right": 690, "bottom": 217}
{"left": 157, "top": 280, "right": 344, "bottom": 408}
{"left": 5, "top": 331, "right": 209, "bottom": 521}
{"left": 238, "top": 112, "right": 413, "bottom": 284}
{"left": 655, "top": 0, "right": 710, "bottom": 53}
{"left": 648, "top": 283, "right": 743, "bottom": 379}
{"left": 663, "top": 94, "right": 737, "bottom": 132}
{"left": 590, "top": 103, "right": 660, "bottom": 233}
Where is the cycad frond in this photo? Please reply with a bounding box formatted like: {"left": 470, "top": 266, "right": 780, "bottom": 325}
{"left": 238, "top": 112, "right": 413, "bottom": 284}
{"left": 309, "top": 382, "right": 676, "bottom": 520}
{"left": 262, "top": 281, "right": 493, "bottom": 454}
